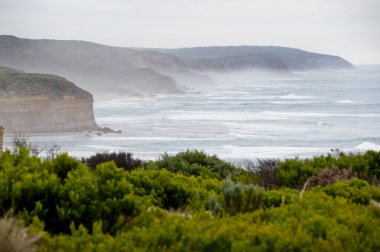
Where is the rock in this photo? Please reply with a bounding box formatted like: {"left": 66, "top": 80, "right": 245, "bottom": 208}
{"left": 0, "top": 66, "right": 99, "bottom": 133}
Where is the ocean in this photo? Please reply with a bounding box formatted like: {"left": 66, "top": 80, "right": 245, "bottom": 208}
{"left": 4, "top": 66, "right": 380, "bottom": 161}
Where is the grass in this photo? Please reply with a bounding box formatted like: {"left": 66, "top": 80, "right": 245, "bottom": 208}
{"left": 0, "top": 215, "right": 41, "bottom": 252}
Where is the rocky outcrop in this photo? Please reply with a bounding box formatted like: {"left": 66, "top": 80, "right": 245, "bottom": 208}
{"left": 0, "top": 66, "right": 99, "bottom": 133}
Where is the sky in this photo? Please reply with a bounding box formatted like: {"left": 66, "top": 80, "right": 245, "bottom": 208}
{"left": 1, "top": 0, "right": 379, "bottom": 64}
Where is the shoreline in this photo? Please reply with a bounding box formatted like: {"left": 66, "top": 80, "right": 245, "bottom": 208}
{"left": 3, "top": 128, "right": 121, "bottom": 138}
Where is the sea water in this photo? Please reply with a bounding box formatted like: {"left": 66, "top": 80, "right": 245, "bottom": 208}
{"left": 4, "top": 66, "right": 380, "bottom": 161}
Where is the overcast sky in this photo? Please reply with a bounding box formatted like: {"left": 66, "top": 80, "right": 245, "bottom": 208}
{"left": 1, "top": 0, "right": 379, "bottom": 64}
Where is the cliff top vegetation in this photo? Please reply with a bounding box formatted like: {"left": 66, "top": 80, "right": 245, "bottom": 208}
{"left": 0, "top": 148, "right": 379, "bottom": 251}
{"left": 0, "top": 66, "right": 92, "bottom": 100}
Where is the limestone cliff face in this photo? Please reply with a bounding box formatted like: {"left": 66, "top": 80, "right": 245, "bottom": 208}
{"left": 0, "top": 66, "right": 98, "bottom": 133}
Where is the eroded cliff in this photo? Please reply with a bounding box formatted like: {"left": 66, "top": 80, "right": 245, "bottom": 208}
{"left": 0, "top": 66, "right": 98, "bottom": 133}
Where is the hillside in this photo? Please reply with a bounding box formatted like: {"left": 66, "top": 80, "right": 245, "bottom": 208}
{"left": 154, "top": 46, "right": 355, "bottom": 71}
{"left": 0, "top": 35, "right": 181, "bottom": 97}
{"left": 0, "top": 66, "right": 99, "bottom": 133}
{"left": 0, "top": 36, "right": 354, "bottom": 97}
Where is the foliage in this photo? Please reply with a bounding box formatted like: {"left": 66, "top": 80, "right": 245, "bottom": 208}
{"left": 0, "top": 149, "right": 380, "bottom": 251}
{"left": 323, "top": 178, "right": 380, "bottom": 205}
{"left": 0, "top": 150, "right": 144, "bottom": 234}
{"left": 210, "top": 178, "right": 264, "bottom": 216}
{"left": 242, "top": 159, "right": 280, "bottom": 188}
{"left": 261, "top": 188, "right": 300, "bottom": 208}
{"left": 151, "top": 149, "right": 251, "bottom": 181}
{"left": 277, "top": 158, "right": 316, "bottom": 188}
{"left": 40, "top": 191, "right": 380, "bottom": 252}
{"left": 82, "top": 152, "right": 144, "bottom": 171}
{"left": 307, "top": 167, "right": 357, "bottom": 189}
{"left": 126, "top": 169, "right": 220, "bottom": 210}
{"left": 277, "top": 150, "right": 380, "bottom": 188}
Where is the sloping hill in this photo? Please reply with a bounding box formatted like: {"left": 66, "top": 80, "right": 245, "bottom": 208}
{"left": 0, "top": 36, "right": 354, "bottom": 97}
{"left": 0, "top": 35, "right": 180, "bottom": 97}
{"left": 153, "top": 46, "right": 355, "bottom": 71}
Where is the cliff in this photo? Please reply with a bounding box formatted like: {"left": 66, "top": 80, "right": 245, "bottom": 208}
{"left": 0, "top": 66, "right": 99, "bottom": 133}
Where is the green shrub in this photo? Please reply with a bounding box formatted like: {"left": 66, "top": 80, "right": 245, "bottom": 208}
{"left": 323, "top": 178, "right": 380, "bottom": 205}
{"left": 41, "top": 192, "right": 380, "bottom": 252}
{"left": 151, "top": 150, "right": 249, "bottom": 181}
{"left": 0, "top": 149, "right": 59, "bottom": 224}
{"left": 361, "top": 150, "right": 380, "bottom": 183}
{"left": 51, "top": 153, "right": 84, "bottom": 180}
{"left": 1, "top": 149, "right": 380, "bottom": 251}
{"left": 126, "top": 169, "right": 220, "bottom": 210}
{"left": 277, "top": 150, "right": 380, "bottom": 188}
{"left": 82, "top": 152, "right": 144, "bottom": 171}
{"left": 0, "top": 149, "right": 145, "bottom": 234}
{"left": 261, "top": 188, "right": 300, "bottom": 208}
{"left": 209, "top": 178, "right": 264, "bottom": 216}
{"left": 277, "top": 158, "right": 316, "bottom": 188}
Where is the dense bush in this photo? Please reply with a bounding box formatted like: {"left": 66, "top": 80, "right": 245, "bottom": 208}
{"left": 323, "top": 178, "right": 380, "bottom": 205}
{"left": 39, "top": 190, "right": 380, "bottom": 252}
{"left": 210, "top": 178, "right": 264, "bottom": 216}
{"left": 0, "top": 149, "right": 144, "bottom": 234}
{"left": 126, "top": 169, "right": 220, "bottom": 210}
{"left": 1, "top": 148, "right": 380, "bottom": 251}
{"left": 0, "top": 149, "right": 60, "bottom": 222}
{"left": 278, "top": 150, "right": 380, "bottom": 188}
{"left": 82, "top": 152, "right": 144, "bottom": 171}
{"left": 151, "top": 150, "right": 251, "bottom": 181}
{"left": 242, "top": 159, "right": 280, "bottom": 188}
{"left": 307, "top": 167, "right": 357, "bottom": 189}
{"left": 277, "top": 158, "right": 317, "bottom": 188}
{"left": 261, "top": 188, "right": 300, "bottom": 208}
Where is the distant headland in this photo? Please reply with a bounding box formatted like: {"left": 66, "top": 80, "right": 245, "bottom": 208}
{"left": 0, "top": 35, "right": 354, "bottom": 98}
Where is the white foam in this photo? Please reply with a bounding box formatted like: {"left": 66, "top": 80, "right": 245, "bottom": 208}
{"left": 354, "top": 142, "right": 380, "bottom": 151}
{"left": 96, "top": 117, "right": 136, "bottom": 123}
{"left": 81, "top": 144, "right": 122, "bottom": 150}
{"left": 100, "top": 136, "right": 217, "bottom": 141}
{"left": 160, "top": 111, "right": 270, "bottom": 121}
{"left": 278, "top": 94, "right": 318, "bottom": 100}
{"left": 268, "top": 101, "right": 316, "bottom": 104}
{"left": 261, "top": 111, "right": 380, "bottom": 118}
{"left": 221, "top": 145, "right": 331, "bottom": 159}
{"left": 97, "top": 110, "right": 380, "bottom": 124}
{"left": 336, "top": 99, "right": 355, "bottom": 104}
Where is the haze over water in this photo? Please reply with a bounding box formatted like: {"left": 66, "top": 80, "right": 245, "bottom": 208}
{"left": 5, "top": 66, "right": 380, "bottom": 161}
